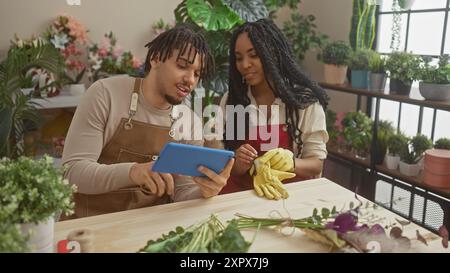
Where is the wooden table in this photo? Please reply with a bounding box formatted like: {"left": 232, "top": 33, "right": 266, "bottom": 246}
{"left": 54, "top": 178, "right": 447, "bottom": 253}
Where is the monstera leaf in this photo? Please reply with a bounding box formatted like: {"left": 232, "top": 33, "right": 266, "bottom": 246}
{"left": 186, "top": 0, "right": 243, "bottom": 31}
{"left": 203, "top": 62, "right": 229, "bottom": 95}
{"left": 222, "top": 0, "right": 268, "bottom": 23}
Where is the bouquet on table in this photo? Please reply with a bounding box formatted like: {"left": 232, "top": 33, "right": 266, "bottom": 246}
{"left": 87, "top": 32, "right": 142, "bottom": 82}
{"left": 44, "top": 14, "right": 89, "bottom": 93}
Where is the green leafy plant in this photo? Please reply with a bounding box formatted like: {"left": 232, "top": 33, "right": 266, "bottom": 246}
{"left": 318, "top": 41, "right": 352, "bottom": 66}
{"left": 434, "top": 138, "right": 450, "bottom": 150}
{"left": 326, "top": 109, "right": 340, "bottom": 144}
{"left": 139, "top": 214, "right": 252, "bottom": 253}
{"left": 264, "top": 0, "right": 300, "bottom": 19}
{"left": 375, "top": 120, "right": 396, "bottom": 163}
{"left": 349, "top": 0, "right": 377, "bottom": 50}
{"left": 399, "top": 134, "right": 432, "bottom": 164}
{"left": 411, "top": 134, "right": 433, "bottom": 156}
{"left": 0, "top": 222, "right": 29, "bottom": 253}
{"left": 0, "top": 156, "right": 76, "bottom": 224}
{"left": 387, "top": 132, "right": 409, "bottom": 156}
{"left": 282, "top": 12, "right": 328, "bottom": 61}
{"left": 0, "top": 41, "right": 64, "bottom": 158}
{"left": 349, "top": 48, "right": 375, "bottom": 70}
{"left": 342, "top": 111, "right": 373, "bottom": 157}
{"left": 419, "top": 55, "right": 450, "bottom": 84}
{"left": 368, "top": 52, "right": 387, "bottom": 73}
{"left": 385, "top": 51, "right": 421, "bottom": 86}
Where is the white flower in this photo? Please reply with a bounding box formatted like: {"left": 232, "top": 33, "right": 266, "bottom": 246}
{"left": 50, "top": 33, "right": 69, "bottom": 49}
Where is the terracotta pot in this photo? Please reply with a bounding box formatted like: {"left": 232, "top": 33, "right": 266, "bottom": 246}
{"left": 324, "top": 64, "right": 348, "bottom": 85}
{"left": 423, "top": 149, "right": 450, "bottom": 188}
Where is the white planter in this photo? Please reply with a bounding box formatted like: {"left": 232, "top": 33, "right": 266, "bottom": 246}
{"left": 68, "top": 84, "right": 86, "bottom": 96}
{"left": 385, "top": 154, "right": 400, "bottom": 170}
{"left": 20, "top": 216, "right": 55, "bottom": 253}
{"left": 399, "top": 161, "right": 421, "bottom": 177}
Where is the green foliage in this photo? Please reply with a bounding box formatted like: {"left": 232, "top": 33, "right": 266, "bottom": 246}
{"left": 368, "top": 52, "right": 387, "bottom": 73}
{"left": 0, "top": 222, "right": 29, "bottom": 253}
{"left": 0, "top": 156, "right": 76, "bottom": 224}
{"left": 418, "top": 55, "right": 450, "bottom": 84}
{"left": 411, "top": 134, "right": 433, "bottom": 156}
{"left": 264, "top": 0, "right": 301, "bottom": 18}
{"left": 139, "top": 214, "right": 252, "bottom": 253}
{"left": 342, "top": 111, "right": 373, "bottom": 155}
{"left": 348, "top": 48, "right": 376, "bottom": 70}
{"left": 376, "top": 120, "right": 395, "bottom": 160}
{"left": 385, "top": 51, "right": 421, "bottom": 86}
{"left": 434, "top": 138, "right": 450, "bottom": 150}
{"left": 282, "top": 12, "right": 328, "bottom": 61}
{"left": 387, "top": 132, "right": 409, "bottom": 156}
{"left": 318, "top": 41, "right": 352, "bottom": 66}
{"left": 0, "top": 41, "right": 64, "bottom": 158}
{"left": 349, "top": 0, "right": 376, "bottom": 50}
{"left": 326, "top": 109, "right": 340, "bottom": 143}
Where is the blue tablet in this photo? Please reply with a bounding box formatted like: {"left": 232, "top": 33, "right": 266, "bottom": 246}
{"left": 151, "top": 142, "right": 235, "bottom": 177}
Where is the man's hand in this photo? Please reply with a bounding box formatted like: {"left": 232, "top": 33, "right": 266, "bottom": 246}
{"left": 129, "top": 162, "right": 174, "bottom": 197}
{"left": 193, "top": 158, "right": 235, "bottom": 198}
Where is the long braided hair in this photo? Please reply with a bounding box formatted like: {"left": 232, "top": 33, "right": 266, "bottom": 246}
{"left": 225, "top": 18, "right": 329, "bottom": 154}
{"left": 144, "top": 23, "right": 214, "bottom": 81}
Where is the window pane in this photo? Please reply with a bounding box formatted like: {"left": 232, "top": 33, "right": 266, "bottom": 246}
{"left": 407, "top": 12, "right": 444, "bottom": 55}
{"left": 377, "top": 14, "right": 408, "bottom": 53}
{"left": 400, "top": 104, "right": 419, "bottom": 137}
{"left": 434, "top": 110, "right": 450, "bottom": 140}
{"left": 380, "top": 0, "right": 394, "bottom": 12}
{"left": 412, "top": 0, "right": 447, "bottom": 10}
{"left": 376, "top": 99, "right": 400, "bottom": 129}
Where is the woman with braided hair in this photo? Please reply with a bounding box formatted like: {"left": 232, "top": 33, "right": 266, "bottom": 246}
{"left": 219, "top": 18, "right": 329, "bottom": 197}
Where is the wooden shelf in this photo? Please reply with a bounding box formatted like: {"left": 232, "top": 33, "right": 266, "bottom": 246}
{"left": 327, "top": 145, "right": 370, "bottom": 168}
{"left": 326, "top": 145, "right": 450, "bottom": 199}
{"left": 320, "top": 82, "right": 450, "bottom": 112}
{"left": 31, "top": 94, "right": 81, "bottom": 109}
{"left": 375, "top": 164, "right": 450, "bottom": 199}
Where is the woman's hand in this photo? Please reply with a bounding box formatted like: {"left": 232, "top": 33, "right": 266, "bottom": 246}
{"left": 232, "top": 144, "right": 258, "bottom": 176}
{"left": 193, "top": 158, "right": 235, "bottom": 198}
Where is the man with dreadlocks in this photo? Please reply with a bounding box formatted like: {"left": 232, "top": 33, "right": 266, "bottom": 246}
{"left": 219, "top": 18, "right": 329, "bottom": 199}
{"left": 62, "top": 24, "right": 234, "bottom": 219}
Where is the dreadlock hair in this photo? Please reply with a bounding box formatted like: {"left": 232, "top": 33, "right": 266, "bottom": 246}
{"left": 225, "top": 18, "right": 329, "bottom": 154}
{"left": 144, "top": 23, "right": 214, "bottom": 81}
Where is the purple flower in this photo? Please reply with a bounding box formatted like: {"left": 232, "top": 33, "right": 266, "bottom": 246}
{"left": 325, "top": 211, "right": 362, "bottom": 234}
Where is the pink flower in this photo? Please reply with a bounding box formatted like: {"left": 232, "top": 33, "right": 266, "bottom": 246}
{"left": 112, "top": 46, "right": 124, "bottom": 59}
{"left": 67, "top": 15, "right": 88, "bottom": 44}
{"left": 100, "top": 37, "right": 111, "bottom": 50}
{"left": 98, "top": 47, "right": 108, "bottom": 58}
{"left": 132, "top": 56, "right": 142, "bottom": 69}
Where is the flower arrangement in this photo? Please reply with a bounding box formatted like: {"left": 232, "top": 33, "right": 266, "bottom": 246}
{"left": 45, "top": 14, "right": 88, "bottom": 85}
{"left": 235, "top": 197, "right": 449, "bottom": 253}
{"left": 0, "top": 222, "right": 29, "bottom": 253}
{"left": 87, "top": 32, "right": 142, "bottom": 82}
{"left": 0, "top": 155, "right": 76, "bottom": 224}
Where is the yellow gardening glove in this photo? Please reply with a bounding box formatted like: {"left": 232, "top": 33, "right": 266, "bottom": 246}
{"left": 260, "top": 148, "right": 295, "bottom": 172}
{"left": 250, "top": 157, "right": 295, "bottom": 200}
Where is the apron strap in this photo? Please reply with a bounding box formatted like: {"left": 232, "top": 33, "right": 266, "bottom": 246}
{"left": 125, "top": 78, "right": 143, "bottom": 130}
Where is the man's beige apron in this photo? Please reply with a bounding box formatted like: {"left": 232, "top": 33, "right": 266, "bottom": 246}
{"left": 70, "top": 78, "right": 175, "bottom": 219}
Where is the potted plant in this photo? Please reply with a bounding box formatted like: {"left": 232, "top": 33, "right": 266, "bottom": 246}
{"left": 342, "top": 111, "right": 373, "bottom": 159}
{"left": 374, "top": 120, "right": 395, "bottom": 165}
{"left": 318, "top": 41, "right": 352, "bottom": 84}
{"left": 385, "top": 132, "right": 408, "bottom": 170}
{"left": 326, "top": 109, "right": 340, "bottom": 147}
{"left": 418, "top": 55, "right": 450, "bottom": 101}
{"left": 0, "top": 222, "right": 29, "bottom": 253}
{"left": 434, "top": 138, "right": 450, "bottom": 150}
{"left": 385, "top": 51, "right": 421, "bottom": 95}
{"left": 399, "top": 134, "right": 432, "bottom": 176}
{"left": 368, "top": 52, "right": 388, "bottom": 91}
{"left": 349, "top": 48, "right": 375, "bottom": 89}
{"left": 0, "top": 156, "right": 76, "bottom": 252}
